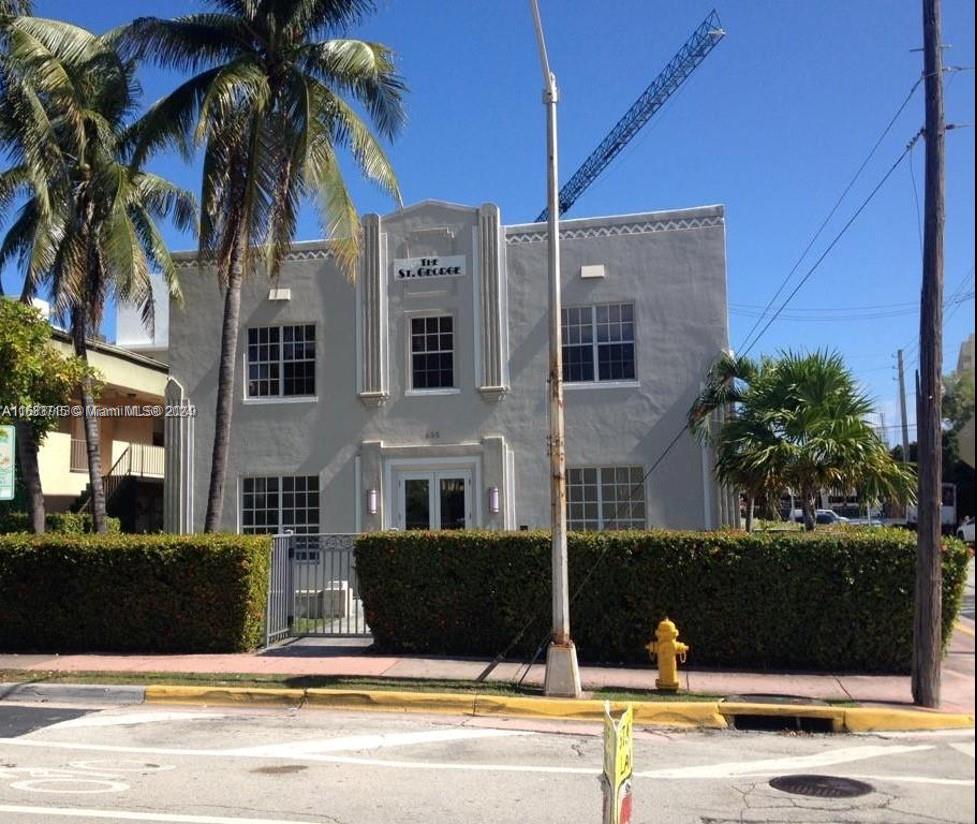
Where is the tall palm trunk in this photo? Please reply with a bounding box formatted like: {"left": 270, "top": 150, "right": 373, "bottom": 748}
{"left": 14, "top": 295, "right": 45, "bottom": 532}
{"left": 744, "top": 494, "right": 755, "bottom": 532}
{"left": 14, "top": 420, "right": 44, "bottom": 533}
{"left": 204, "top": 245, "right": 244, "bottom": 533}
{"left": 801, "top": 488, "right": 816, "bottom": 532}
{"left": 72, "top": 305, "right": 107, "bottom": 534}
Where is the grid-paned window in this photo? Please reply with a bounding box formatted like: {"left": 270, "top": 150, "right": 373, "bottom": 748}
{"left": 242, "top": 475, "right": 320, "bottom": 561}
{"left": 247, "top": 325, "right": 315, "bottom": 398}
{"left": 410, "top": 316, "right": 454, "bottom": 389}
{"left": 561, "top": 304, "right": 635, "bottom": 383}
{"left": 562, "top": 307, "right": 594, "bottom": 382}
{"left": 566, "top": 466, "right": 645, "bottom": 531}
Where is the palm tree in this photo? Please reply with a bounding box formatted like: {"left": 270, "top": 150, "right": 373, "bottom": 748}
{"left": 115, "top": 0, "right": 405, "bottom": 532}
{"left": 691, "top": 350, "right": 915, "bottom": 531}
{"left": 689, "top": 352, "right": 782, "bottom": 531}
{"left": 1, "top": 1, "right": 67, "bottom": 532}
{"left": 1, "top": 16, "right": 195, "bottom": 532}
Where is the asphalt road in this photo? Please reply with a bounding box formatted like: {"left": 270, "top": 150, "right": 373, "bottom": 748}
{"left": 0, "top": 700, "right": 973, "bottom": 823}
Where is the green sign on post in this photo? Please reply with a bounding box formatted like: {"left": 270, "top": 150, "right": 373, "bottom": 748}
{"left": 0, "top": 425, "right": 15, "bottom": 501}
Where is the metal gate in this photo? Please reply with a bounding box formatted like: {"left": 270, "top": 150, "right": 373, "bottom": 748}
{"left": 265, "top": 533, "right": 370, "bottom": 645}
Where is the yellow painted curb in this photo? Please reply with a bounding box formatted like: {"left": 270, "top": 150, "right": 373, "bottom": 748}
{"left": 144, "top": 685, "right": 305, "bottom": 706}
{"left": 719, "top": 701, "right": 975, "bottom": 733}
{"left": 474, "top": 695, "right": 727, "bottom": 728}
{"left": 843, "top": 707, "right": 975, "bottom": 732}
{"left": 304, "top": 688, "right": 476, "bottom": 715}
{"left": 141, "top": 685, "right": 975, "bottom": 732}
{"left": 720, "top": 702, "right": 845, "bottom": 733}
{"left": 632, "top": 702, "right": 728, "bottom": 729}
{"left": 956, "top": 622, "right": 975, "bottom": 638}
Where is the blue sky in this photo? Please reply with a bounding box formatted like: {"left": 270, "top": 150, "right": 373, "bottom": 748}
{"left": 4, "top": 1, "right": 975, "bottom": 443}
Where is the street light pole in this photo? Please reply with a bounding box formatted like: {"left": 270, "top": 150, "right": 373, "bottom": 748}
{"left": 530, "top": 0, "right": 581, "bottom": 698}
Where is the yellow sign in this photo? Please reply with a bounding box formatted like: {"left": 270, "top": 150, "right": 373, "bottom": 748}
{"left": 602, "top": 703, "right": 634, "bottom": 824}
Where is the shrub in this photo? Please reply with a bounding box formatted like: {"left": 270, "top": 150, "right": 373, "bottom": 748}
{"left": 355, "top": 529, "right": 970, "bottom": 673}
{"left": 0, "top": 511, "right": 121, "bottom": 534}
{"left": 0, "top": 533, "right": 271, "bottom": 653}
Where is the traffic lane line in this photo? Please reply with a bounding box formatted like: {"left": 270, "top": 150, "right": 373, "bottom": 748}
{"left": 0, "top": 805, "right": 321, "bottom": 824}
{"left": 2, "top": 736, "right": 965, "bottom": 785}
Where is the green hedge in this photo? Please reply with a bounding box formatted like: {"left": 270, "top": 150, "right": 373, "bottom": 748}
{"left": 0, "top": 511, "right": 121, "bottom": 534}
{"left": 0, "top": 534, "right": 271, "bottom": 653}
{"left": 356, "top": 529, "right": 971, "bottom": 673}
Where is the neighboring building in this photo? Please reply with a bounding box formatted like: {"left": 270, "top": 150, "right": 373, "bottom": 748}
{"left": 164, "top": 200, "right": 734, "bottom": 535}
{"left": 956, "top": 332, "right": 975, "bottom": 469}
{"left": 115, "top": 273, "right": 170, "bottom": 361}
{"left": 39, "top": 331, "right": 167, "bottom": 531}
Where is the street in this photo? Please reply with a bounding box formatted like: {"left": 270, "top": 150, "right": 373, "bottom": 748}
{"left": 0, "top": 700, "right": 973, "bottom": 823}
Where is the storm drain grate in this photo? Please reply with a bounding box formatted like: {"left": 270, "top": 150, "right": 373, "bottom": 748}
{"left": 769, "top": 774, "right": 873, "bottom": 798}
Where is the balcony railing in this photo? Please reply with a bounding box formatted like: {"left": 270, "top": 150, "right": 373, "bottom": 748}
{"left": 123, "top": 443, "right": 165, "bottom": 478}
{"left": 70, "top": 439, "right": 88, "bottom": 473}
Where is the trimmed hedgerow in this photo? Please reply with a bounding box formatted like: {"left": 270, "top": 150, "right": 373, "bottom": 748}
{"left": 0, "top": 511, "right": 121, "bottom": 534}
{"left": 355, "top": 529, "right": 971, "bottom": 673}
{"left": 0, "top": 533, "right": 270, "bottom": 653}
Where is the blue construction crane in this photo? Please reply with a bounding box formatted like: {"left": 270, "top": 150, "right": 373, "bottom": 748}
{"left": 537, "top": 10, "right": 725, "bottom": 222}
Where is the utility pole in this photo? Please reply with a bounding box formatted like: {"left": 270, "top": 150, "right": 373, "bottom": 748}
{"left": 530, "top": 0, "right": 581, "bottom": 699}
{"left": 897, "top": 349, "right": 912, "bottom": 462}
{"left": 913, "top": 0, "right": 945, "bottom": 709}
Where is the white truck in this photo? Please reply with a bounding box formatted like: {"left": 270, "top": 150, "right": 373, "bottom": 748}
{"left": 905, "top": 482, "right": 958, "bottom": 534}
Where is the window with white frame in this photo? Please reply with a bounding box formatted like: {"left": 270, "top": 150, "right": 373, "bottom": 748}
{"left": 566, "top": 466, "right": 646, "bottom": 531}
{"left": 410, "top": 315, "right": 454, "bottom": 389}
{"left": 241, "top": 475, "right": 321, "bottom": 560}
{"left": 561, "top": 303, "right": 635, "bottom": 383}
{"left": 246, "top": 324, "right": 316, "bottom": 398}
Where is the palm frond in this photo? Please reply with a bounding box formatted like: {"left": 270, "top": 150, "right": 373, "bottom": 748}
{"left": 116, "top": 15, "right": 250, "bottom": 73}
{"left": 300, "top": 38, "right": 406, "bottom": 140}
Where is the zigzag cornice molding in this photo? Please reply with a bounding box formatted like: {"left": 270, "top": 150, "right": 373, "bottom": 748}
{"left": 504, "top": 215, "right": 724, "bottom": 245}
{"left": 172, "top": 246, "right": 335, "bottom": 269}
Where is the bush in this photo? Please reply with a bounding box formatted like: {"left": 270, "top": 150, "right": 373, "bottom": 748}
{"left": 0, "top": 533, "right": 271, "bottom": 653}
{"left": 0, "top": 511, "right": 121, "bottom": 534}
{"left": 356, "top": 529, "right": 971, "bottom": 673}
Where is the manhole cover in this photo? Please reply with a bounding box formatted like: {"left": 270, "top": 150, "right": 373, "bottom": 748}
{"left": 250, "top": 765, "right": 308, "bottom": 775}
{"left": 769, "top": 774, "right": 873, "bottom": 798}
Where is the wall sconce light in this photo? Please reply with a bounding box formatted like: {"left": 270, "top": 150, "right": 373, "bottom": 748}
{"left": 488, "top": 486, "right": 500, "bottom": 515}
{"left": 367, "top": 488, "right": 379, "bottom": 515}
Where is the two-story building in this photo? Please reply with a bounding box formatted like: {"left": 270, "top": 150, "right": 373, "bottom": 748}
{"left": 163, "top": 200, "right": 735, "bottom": 536}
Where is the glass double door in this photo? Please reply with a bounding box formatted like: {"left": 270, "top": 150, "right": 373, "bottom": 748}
{"left": 398, "top": 469, "right": 471, "bottom": 530}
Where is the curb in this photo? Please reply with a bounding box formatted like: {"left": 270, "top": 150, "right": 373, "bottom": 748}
{"left": 142, "top": 685, "right": 974, "bottom": 732}
{"left": 0, "top": 682, "right": 146, "bottom": 705}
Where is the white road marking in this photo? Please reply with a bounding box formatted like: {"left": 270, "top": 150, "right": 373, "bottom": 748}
{"left": 844, "top": 774, "right": 975, "bottom": 786}
{"left": 855, "top": 729, "right": 976, "bottom": 740}
{"left": 10, "top": 777, "right": 130, "bottom": 794}
{"left": 68, "top": 760, "right": 176, "bottom": 773}
{"left": 0, "top": 737, "right": 938, "bottom": 781}
{"left": 950, "top": 741, "right": 975, "bottom": 758}
{"left": 0, "top": 805, "right": 320, "bottom": 824}
{"left": 48, "top": 712, "right": 223, "bottom": 730}
{"left": 633, "top": 744, "right": 934, "bottom": 779}
{"left": 227, "top": 727, "right": 530, "bottom": 756}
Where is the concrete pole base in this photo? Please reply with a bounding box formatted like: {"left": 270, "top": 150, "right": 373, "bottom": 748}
{"left": 544, "top": 640, "right": 582, "bottom": 698}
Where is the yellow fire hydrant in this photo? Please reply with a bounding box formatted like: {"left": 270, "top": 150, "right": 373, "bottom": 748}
{"left": 645, "top": 617, "right": 689, "bottom": 691}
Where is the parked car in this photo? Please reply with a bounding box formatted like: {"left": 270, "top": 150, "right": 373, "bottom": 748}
{"left": 793, "top": 509, "right": 849, "bottom": 525}
{"left": 957, "top": 516, "right": 975, "bottom": 546}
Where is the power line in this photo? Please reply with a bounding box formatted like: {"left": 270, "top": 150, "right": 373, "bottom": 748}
{"left": 730, "top": 292, "right": 972, "bottom": 322}
{"left": 908, "top": 142, "right": 924, "bottom": 262}
{"left": 739, "top": 138, "right": 918, "bottom": 357}
{"left": 736, "top": 78, "right": 922, "bottom": 354}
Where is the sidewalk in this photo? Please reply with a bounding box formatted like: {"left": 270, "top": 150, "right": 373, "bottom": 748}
{"left": 2, "top": 620, "right": 973, "bottom": 715}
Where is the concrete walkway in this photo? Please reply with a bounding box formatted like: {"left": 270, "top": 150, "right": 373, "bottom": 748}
{"left": 2, "top": 620, "right": 973, "bottom": 715}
